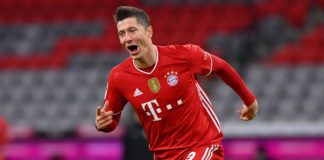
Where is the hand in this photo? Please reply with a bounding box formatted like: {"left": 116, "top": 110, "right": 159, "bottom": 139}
{"left": 95, "top": 100, "right": 113, "bottom": 132}
{"left": 238, "top": 99, "right": 258, "bottom": 121}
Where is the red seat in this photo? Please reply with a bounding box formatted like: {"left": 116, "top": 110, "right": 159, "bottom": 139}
{"left": 315, "top": 0, "right": 324, "bottom": 8}
{"left": 283, "top": 0, "right": 310, "bottom": 27}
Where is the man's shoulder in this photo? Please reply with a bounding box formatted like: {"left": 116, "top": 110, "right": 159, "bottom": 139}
{"left": 114, "top": 57, "right": 132, "bottom": 69}
{"left": 110, "top": 57, "right": 132, "bottom": 77}
{"left": 158, "top": 44, "right": 200, "bottom": 53}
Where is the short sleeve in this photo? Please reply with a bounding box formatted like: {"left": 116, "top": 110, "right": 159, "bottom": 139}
{"left": 185, "top": 44, "right": 213, "bottom": 76}
{"left": 103, "top": 68, "right": 127, "bottom": 114}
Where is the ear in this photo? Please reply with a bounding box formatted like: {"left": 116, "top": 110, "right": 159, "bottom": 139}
{"left": 147, "top": 25, "right": 153, "bottom": 38}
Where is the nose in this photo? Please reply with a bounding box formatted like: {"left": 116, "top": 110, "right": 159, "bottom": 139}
{"left": 124, "top": 32, "right": 132, "bottom": 43}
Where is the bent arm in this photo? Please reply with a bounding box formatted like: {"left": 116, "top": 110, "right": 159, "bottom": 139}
{"left": 96, "top": 69, "right": 127, "bottom": 132}
{"left": 211, "top": 55, "right": 255, "bottom": 106}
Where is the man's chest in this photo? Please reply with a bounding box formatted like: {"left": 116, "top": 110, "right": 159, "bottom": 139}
{"left": 119, "top": 66, "right": 195, "bottom": 121}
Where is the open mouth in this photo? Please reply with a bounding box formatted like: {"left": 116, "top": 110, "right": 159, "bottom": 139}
{"left": 127, "top": 45, "right": 139, "bottom": 53}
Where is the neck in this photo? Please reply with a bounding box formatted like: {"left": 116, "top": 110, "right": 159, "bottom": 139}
{"left": 134, "top": 44, "right": 156, "bottom": 69}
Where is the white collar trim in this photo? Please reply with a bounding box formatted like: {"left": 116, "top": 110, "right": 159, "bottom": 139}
{"left": 132, "top": 45, "right": 159, "bottom": 75}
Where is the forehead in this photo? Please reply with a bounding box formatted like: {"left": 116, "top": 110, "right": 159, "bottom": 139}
{"left": 116, "top": 17, "right": 142, "bottom": 31}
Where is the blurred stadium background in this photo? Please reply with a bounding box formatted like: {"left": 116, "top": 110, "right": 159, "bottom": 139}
{"left": 0, "top": 0, "right": 323, "bottom": 159}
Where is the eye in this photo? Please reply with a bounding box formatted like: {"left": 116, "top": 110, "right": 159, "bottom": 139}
{"left": 118, "top": 32, "right": 125, "bottom": 37}
{"left": 129, "top": 28, "right": 137, "bottom": 33}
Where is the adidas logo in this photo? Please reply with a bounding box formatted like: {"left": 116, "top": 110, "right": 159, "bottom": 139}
{"left": 133, "top": 88, "right": 143, "bottom": 97}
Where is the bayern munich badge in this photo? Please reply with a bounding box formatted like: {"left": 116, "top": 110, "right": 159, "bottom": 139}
{"left": 165, "top": 71, "right": 178, "bottom": 86}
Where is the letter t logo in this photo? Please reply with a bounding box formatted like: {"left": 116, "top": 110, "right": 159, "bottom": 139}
{"left": 141, "top": 99, "right": 162, "bottom": 121}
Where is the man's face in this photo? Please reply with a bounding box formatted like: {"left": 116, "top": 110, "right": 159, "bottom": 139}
{"left": 117, "top": 17, "right": 152, "bottom": 60}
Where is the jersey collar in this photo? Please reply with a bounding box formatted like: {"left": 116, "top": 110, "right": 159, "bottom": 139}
{"left": 132, "top": 45, "right": 159, "bottom": 75}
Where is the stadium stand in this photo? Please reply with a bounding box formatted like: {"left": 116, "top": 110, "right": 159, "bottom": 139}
{"left": 0, "top": 0, "right": 323, "bottom": 159}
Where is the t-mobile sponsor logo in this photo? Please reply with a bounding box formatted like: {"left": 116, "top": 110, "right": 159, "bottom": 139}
{"left": 141, "top": 99, "right": 183, "bottom": 121}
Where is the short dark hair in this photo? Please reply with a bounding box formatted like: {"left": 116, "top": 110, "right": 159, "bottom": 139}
{"left": 114, "top": 6, "right": 151, "bottom": 29}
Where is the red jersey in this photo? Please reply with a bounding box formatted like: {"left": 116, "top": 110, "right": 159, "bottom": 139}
{"left": 104, "top": 44, "right": 255, "bottom": 158}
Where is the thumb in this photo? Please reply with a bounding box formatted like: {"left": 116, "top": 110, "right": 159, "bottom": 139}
{"left": 96, "top": 106, "right": 101, "bottom": 116}
{"left": 240, "top": 105, "right": 249, "bottom": 115}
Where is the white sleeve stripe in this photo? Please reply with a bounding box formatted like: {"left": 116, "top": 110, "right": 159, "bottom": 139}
{"left": 204, "top": 53, "right": 213, "bottom": 77}
{"left": 112, "top": 111, "right": 122, "bottom": 115}
{"left": 196, "top": 83, "right": 222, "bottom": 133}
{"left": 104, "top": 82, "right": 108, "bottom": 99}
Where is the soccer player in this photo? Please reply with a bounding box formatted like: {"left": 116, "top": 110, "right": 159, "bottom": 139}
{"left": 95, "top": 6, "right": 258, "bottom": 160}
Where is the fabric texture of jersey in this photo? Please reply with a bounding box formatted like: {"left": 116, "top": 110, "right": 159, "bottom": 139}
{"left": 104, "top": 44, "right": 255, "bottom": 159}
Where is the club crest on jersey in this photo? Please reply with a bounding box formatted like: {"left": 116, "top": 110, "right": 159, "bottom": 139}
{"left": 164, "top": 71, "right": 178, "bottom": 86}
{"left": 148, "top": 77, "right": 160, "bottom": 93}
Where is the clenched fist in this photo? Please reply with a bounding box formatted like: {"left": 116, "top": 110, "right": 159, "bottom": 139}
{"left": 238, "top": 99, "right": 258, "bottom": 121}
